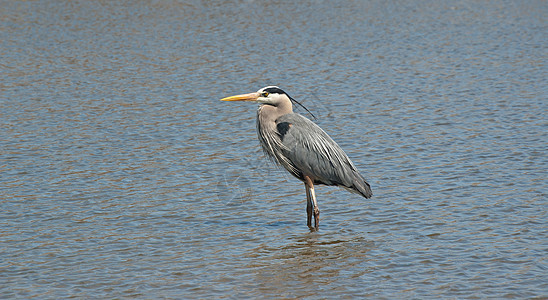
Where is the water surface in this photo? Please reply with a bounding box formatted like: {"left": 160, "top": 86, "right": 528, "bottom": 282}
{"left": 1, "top": 1, "right": 546, "bottom": 298}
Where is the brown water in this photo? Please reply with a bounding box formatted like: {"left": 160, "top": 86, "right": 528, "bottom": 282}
{"left": 1, "top": 1, "right": 546, "bottom": 298}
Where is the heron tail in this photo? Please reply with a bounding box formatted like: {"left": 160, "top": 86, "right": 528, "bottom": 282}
{"left": 352, "top": 172, "right": 373, "bottom": 199}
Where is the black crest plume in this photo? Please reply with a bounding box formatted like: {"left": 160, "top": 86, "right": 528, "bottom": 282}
{"left": 264, "top": 87, "right": 317, "bottom": 120}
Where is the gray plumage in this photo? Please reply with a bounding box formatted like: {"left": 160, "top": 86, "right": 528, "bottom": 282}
{"left": 260, "top": 112, "right": 372, "bottom": 199}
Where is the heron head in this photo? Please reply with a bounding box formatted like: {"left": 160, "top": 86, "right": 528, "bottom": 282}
{"left": 220, "top": 86, "right": 290, "bottom": 107}
{"left": 221, "top": 86, "right": 316, "bottom": 119}
{"left": 256, "top": 86, "right": 290, "bottom": 106}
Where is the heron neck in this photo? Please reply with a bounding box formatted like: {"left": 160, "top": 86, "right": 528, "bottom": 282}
{"left": 277, "top": 97, "right": 293, "bottom": 115}
{"left": 259, "top": 100, "right": 293, "bottom": 122}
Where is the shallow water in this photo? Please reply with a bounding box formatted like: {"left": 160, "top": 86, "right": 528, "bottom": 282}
{"left": 1, "top": 1, "right": 546, "bottom": 298}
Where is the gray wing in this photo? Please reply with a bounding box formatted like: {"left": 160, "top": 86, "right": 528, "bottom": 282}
{"left": 276, "top": 113, "right": 372, "bottom": 198}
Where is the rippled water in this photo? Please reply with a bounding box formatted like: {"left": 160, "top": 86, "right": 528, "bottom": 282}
{"left": 1, "top": 1, "right": 546, "bottom": 298}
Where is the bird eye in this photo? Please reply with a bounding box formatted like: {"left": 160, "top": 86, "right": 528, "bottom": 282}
{"left": 261, "top": 92, "right": 269, "bottom": 97}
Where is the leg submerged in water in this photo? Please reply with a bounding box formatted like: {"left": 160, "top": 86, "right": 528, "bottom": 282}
{"left": 306, "top": 189, "right": 313, "bottom": 229}
{"left": 304, "top": 176, "right": 320, "bottom": 230}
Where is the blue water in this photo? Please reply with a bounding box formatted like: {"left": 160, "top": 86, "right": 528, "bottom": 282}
{"left": 1, "top": 1, "right": 546, "bottom": 298}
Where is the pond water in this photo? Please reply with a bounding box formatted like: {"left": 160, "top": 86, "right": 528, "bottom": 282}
{"left": 1, "top": 1, "right": 546, "bottom": 298}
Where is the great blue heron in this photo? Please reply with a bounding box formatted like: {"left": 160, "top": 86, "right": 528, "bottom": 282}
{"left": 221, "top": 86, "right": 372, "bottom": 230}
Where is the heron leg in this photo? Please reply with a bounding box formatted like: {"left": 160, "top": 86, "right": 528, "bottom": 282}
{"left": 305, "top": 184, "right": 313, "bottom": 229}
{"left": 304, "top": 176, "right": 320, "bottom": 230}
{"left": 312, "top": 187, "right": 320, "bottom": 230}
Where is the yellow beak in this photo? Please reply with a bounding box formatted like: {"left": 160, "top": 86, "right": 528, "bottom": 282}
{"left": 220, "top": 92, "right": 259, "bottom": 102}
